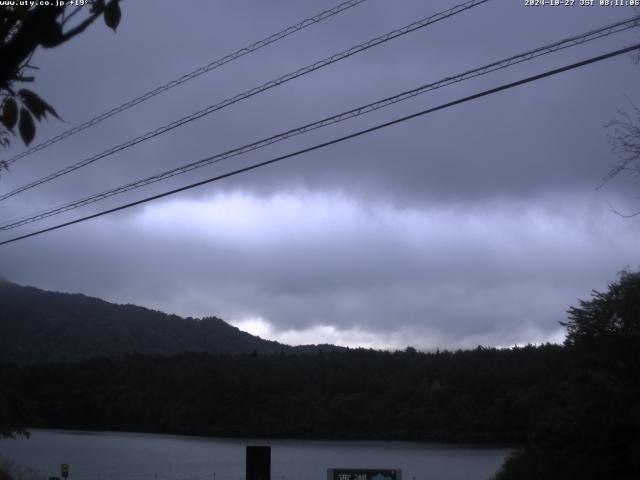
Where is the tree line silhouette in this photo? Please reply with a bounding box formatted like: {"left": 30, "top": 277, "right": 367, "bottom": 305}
{"left": 0, "top": 344, "right": 568, "bottom": 443}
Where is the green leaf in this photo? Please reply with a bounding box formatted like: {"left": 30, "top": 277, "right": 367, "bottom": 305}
{"left": 104, "top": 1, "right": 121, "bottom": 32}
{"left": 18, "top": 89, "right": 60, "bottom": 121}
{"left": 1, "top": 98, "right": 18, "bottom": 130}
{"left": 18, "top": 108, "right": 35, "bottom": 146}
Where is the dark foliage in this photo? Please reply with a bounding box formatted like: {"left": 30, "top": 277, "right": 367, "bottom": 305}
{"left": 0, "top": 386, "right": 31, "bottom": 439}
{"left": 0, "top": 345, "right": 569, "bottom": 443}
{"left": 0, "top": 466, "right": 12, "bottom": 480}
{"left": 495, "top": 270, "right": 640, "bottom": 480}
{"left": 0, "top": 1, "right": 121, "bottom": 147}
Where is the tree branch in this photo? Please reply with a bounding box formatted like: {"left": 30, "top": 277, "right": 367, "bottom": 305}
{"left": 56, "top": 1, "right": 116, "bottom": 45}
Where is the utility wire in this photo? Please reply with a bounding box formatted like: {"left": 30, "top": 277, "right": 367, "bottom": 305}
{"left": 1, "top": 0, "right": 370, "bottom": 167}
{"left": 1, "top": 42, "right": 638, "bottom": 247}
{"left": 0, "top": 0, "right": 490, "bottom": 203}
{"left": 1, "top": 16, "right": 637, "bottom": 230}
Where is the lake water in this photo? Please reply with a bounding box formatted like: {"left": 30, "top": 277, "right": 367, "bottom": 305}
{"left": 0, "top": 430, "right": 512, "bottom": 480}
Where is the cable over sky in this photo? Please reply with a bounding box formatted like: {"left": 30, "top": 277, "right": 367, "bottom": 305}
{"left": 1, "top": 42, "right": 638, "bottom": 247}
{"left": 1, "top": 0, "right": 370, "bottom": 167}
{"left": 0, "top": 0, "right": 491, "bottom": 203}
{"left": 1, "top": 15, "right": 637, "bottom": 231}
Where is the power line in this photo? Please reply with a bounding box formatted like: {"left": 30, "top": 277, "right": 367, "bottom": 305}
{"left": 0, "top": 0, "right": 490, "bottom": 203}
{"left": 1, "top": 0, "right": 370, "bottom": 167}
{"left": 1, "top": 42, "right": 638, "bottom": 247}
{"left": 2, "top": 16, "right": 637, "bottom": 230}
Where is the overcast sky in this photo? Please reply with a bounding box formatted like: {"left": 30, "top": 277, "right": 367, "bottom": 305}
{"left": 1, "top": 0, "right": 639, "bottom": 350}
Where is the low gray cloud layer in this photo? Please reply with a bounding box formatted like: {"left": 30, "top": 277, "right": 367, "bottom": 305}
{"left": 1, "top": 0, "right": 639, "bottom": 349}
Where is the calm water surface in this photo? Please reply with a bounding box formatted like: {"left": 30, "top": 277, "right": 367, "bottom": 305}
{"left": 0, "top": 430, "right": 512, "bottom": 480}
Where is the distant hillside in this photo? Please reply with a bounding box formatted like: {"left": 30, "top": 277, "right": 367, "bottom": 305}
{"left": 0, "top": 279, "right": 335, "bottom": 363}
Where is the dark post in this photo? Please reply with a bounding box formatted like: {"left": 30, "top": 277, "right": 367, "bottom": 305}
{"left": 246, "top": 445, "right": 271, "bottom": 480}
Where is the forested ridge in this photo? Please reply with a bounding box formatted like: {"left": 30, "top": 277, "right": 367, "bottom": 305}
{"left": 0, "top": 279, "right": 339, "bottom": 362}
{"left": 0, "top": 345, "right": 567, "bottom": 443}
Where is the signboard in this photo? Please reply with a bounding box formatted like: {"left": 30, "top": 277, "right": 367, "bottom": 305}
{"left": 60, "top": 465, "right": 69, "bottom": 479}
{"left": 327, "top": 469, "right": 401, "bottom": 480}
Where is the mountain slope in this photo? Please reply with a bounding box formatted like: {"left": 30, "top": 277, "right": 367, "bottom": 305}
{"left": 0, "top": 279, "right": 302, "bottom": 363}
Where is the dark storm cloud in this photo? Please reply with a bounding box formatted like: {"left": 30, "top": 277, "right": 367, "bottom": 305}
{"left": 1, "top": 0, "right": 639, "bottom": 348}
{"left": 4, "top": 0, "right": 638, "bottom": 206}
{"left": 1, "top": 190, "right": 638, "bottom": 348}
